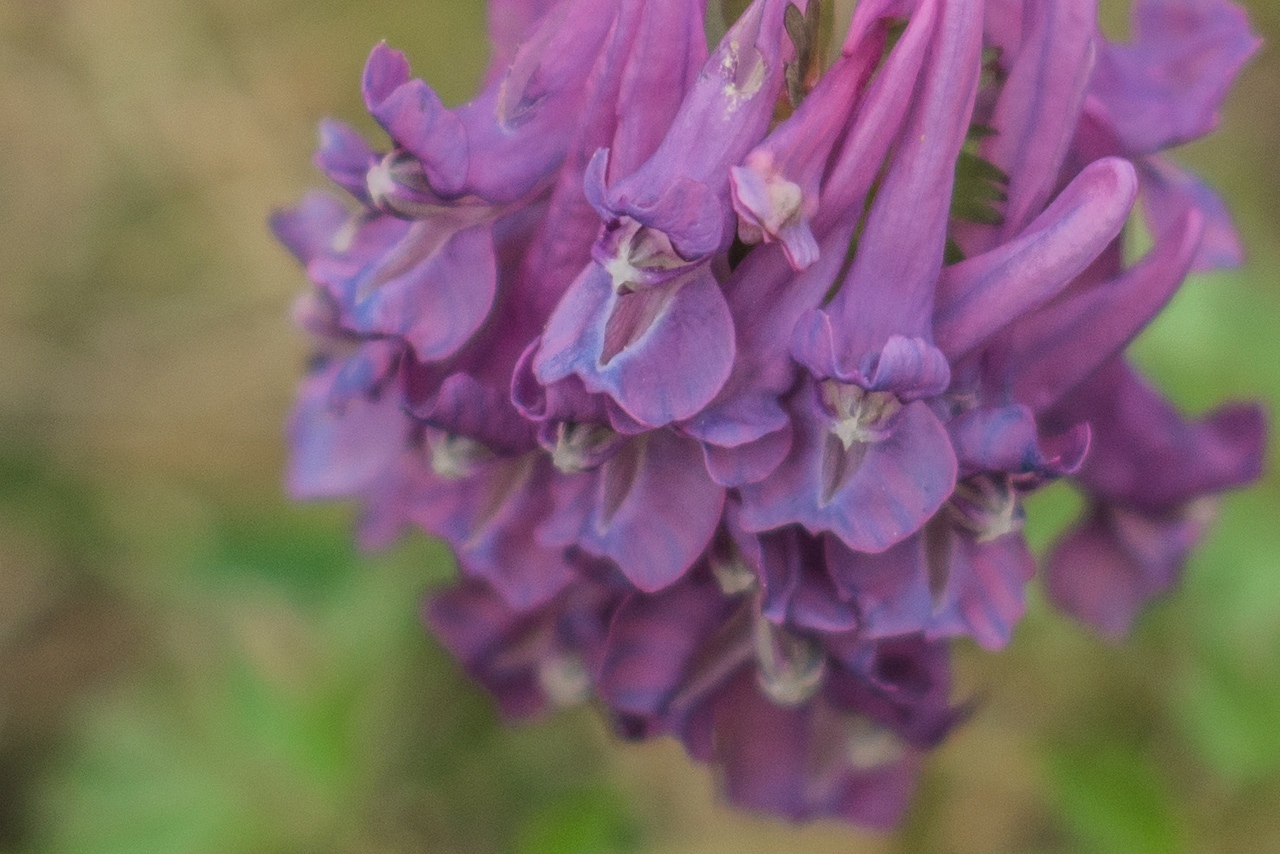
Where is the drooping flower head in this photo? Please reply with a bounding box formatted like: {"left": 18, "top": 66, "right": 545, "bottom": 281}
{"left": 274, "top": 0, "right": 1265, "bottom": 828}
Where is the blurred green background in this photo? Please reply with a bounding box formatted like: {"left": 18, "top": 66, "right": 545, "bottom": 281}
{"left": 0, "top": 1, "right": 1277, "bottom": 851}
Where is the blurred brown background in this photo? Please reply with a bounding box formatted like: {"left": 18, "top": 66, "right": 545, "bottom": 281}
{"left": 1, "top": 1, "right": 1278, "bottom": 851}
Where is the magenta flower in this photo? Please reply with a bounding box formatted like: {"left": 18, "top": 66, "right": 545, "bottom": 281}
{"left": 275, "top": 0, "right": 1266, "bottom": 828}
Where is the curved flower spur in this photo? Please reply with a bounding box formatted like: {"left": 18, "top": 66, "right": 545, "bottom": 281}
{"left": 274, "top": 0, "right": 1266, "bottom": 828}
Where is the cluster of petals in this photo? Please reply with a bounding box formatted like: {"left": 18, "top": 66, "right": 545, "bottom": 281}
{"left": 274, "top": 0, "right": 1265, "bottom": 826}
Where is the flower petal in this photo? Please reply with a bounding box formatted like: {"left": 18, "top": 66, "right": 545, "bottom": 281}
{"left": 286, "top": 364, "right": 408, "bottom": 500}
{"left": 934, "top": 157, "right": 1137, "bottom": 360}
{"left": 1004, "top": 208, "right": 1205, "bottom": 412}
{"left": 535, "top": 264, "right": 735, "bottom": 427}
{"left": 1088, "top": 0, "right": 1261, "bottom": 154}
{"left": 599, "top": 575, "right": 734, "bottom": 716}
{"left": 739, "top": 381, "right": 957, "bottom": 552}
{"left": 541, "top": 431, "right": 726, "bottom": 591}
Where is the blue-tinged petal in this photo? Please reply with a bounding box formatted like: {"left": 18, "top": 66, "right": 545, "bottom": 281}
{"left": 512, "top": 339, "right": 613, "bottom": 427}
{"left": 327, "top": 339, "right": 402, "bottom": 408}
{"left": 425, "top": 579, "right": 520, "bottom": 666}
{"left": 540, "top": 430, "right": 725, "bottom": 591}
{"left": 825, "top": 535, "right": 934, "bottom": 640}
{"left": 587, "top": 153, "right": 725, "bottom": 262}
{"left": 823, "top": 635, "right": 957, "bottom": 746}
{"left": 729, "top": 159, "right": 820, "bottom": 269}
{"left": 304, "top": 207, "right": 410, "bottom": 310}
{"left": 926, "top": 528, "right": 1036, "bottom": 650}
{"left": 948, "top": 404, "right": 1090, "bottom": 479}
{"left": 350, "top": 222, "right": 498, "bottom": 362}
{"left": 535, "top": 264, "right": 735, "bottom": 427}
{"left": 700, "top": 425, "right": 792, "bottom": 487}
{"left": 682, "top": 385, "right": 792, "bottom": 454}
{"left": 315, "top": 120, "right": 378, "bottom": 204}
{"left": 599, "top": 575, "right": 734, "bottom": 716}
{"left": 412, "top": 455, "right": 575, "bottom": 609}
{"left": 791, "top": 325, "right": 951, "bottom": 401}
{"left": 269, "top": 191, "right": 349, "bottom": 266}
{"left": 738, "top": 380, "right": 957, "bottom": 553}
{"left": 411, "top": 372, "right": 538, "bottom": 456}
{"left": 286, "top": 364, "right": 409, "bottom": 501}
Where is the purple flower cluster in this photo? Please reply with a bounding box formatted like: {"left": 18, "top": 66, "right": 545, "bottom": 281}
{"left": 274, "top": 0, "right": 1265, "bottom": 827}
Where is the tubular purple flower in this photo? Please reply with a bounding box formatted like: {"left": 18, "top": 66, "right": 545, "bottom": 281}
{"left": 1000, "top": 208, "right": 1204, "bottom": 412}
{"left": 934, "top": 156, "right": 1138, "bottom": 359}
{"left": 1042, "top": 360, "right": 1266, "bottom": 637}
{"left": 540, "top": 429, "right": 726, "bottom": 591}
{"left": 818, "top": 403, "right": 1087, "bottom": 649}
{"left": 683, "top": 1, "right": 939, "bottom": 480}
{"left": 596, "top": 567, "right": 958, "bottom": 826}
{"left": 736, "top": 372, "right": 958, "bottom": 552}
{"left": 963, "top": 0, "right": 1098, "bottom": 251}
{"left": 531, "top": 0, "right": 799, "bottom": 427}
{"left": 587, "top": 0, "right": 797, "bottom": 270}
{"left": 362, "top": 43, "right": 470, "bottom": 199}
{"left": 728, "top": 0, "right": 901, "bottom": 269}
{"left": 425, "top": 573, "right": 624, "bottom": 719}
{"left": 793, "top": 0, "right": 982, "bottom": 379}
{"left": 740, "top": 0, "right": 982, "bottom": 552}
{"left": 410, "top": 452, "right": 579, "bottom": 609}
{"left": 285, "top": 358, "right": 412, "bottom": 503}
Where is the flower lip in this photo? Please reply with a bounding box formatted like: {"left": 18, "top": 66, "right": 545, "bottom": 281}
{"left": 710, "top": 536, "right": 759, "bottom": 597}
{"left": 536, "top": 652, "right": 592, "bottom": 708}
{"left": 428, "top": 432, "right": 494, "bottom": 480}
{"left": 820, "top": 381, "right": 905, "bottom": 450}
{"left": 944, "top": 474, "right": 1025, "bottom": 544}
{"left": 753, "top": 617, "right": 826, "bottom": 708}
{"left": 843, "top": 714, "right": 908, "bottom": 771}
{"left": 593, "top": 217, "right": 697, "bottom": 294}
{"left": 550, "top": 421, "right": 625, "bottom": 474}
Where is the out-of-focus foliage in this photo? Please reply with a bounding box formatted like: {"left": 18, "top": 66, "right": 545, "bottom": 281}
{"left": 0, "top": 0, "right": 1277, "bottom": 851}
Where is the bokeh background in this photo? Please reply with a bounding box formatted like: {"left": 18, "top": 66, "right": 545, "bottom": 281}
{"left": 1, "top": 0, "right": 1277, "bottom": 851}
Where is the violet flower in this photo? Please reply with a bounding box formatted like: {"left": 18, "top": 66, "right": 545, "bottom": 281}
{"left": 275, "top": 0, "right": 1266, "bottom": 829}
{"left": 1041, "top": 359, "right": 1265, "bottom": 639}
